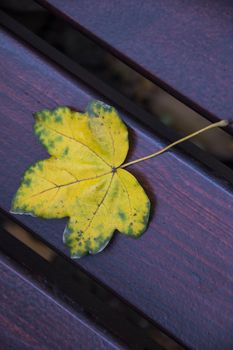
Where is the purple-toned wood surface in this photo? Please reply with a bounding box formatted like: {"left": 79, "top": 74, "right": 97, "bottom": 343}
{"left": 40, "top": 0, "right": 233, "bottom": 125}
{"left": 1, "top": 28, "right": 233, "bottom": 350}
{"left": 0, "top": 253, "right": 123, "bottom": 350}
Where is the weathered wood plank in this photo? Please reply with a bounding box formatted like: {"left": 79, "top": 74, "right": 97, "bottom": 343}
{"left": 0, "top": 28, "right": 233, "bottom": 349}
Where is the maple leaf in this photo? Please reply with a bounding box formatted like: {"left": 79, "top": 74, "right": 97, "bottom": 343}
{"left": 11, "top": 101, "right": 150, "bottom": 258}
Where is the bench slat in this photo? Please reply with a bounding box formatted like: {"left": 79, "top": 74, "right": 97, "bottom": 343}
{"left": 40, "top": 0, "right": 233, "bottom": 126}
{"left": 1, "top": 28, "right": 233, "bottom": 349}
{"left": 0, "top": 252, "right": 124, "bottom": 350}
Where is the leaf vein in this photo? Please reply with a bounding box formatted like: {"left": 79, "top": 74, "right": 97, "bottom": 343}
{"left": 29, "top": 171, "right": 112, "bottom": 199}
{"left": 46, "top": 126, "right": 111, "bottom": 167}
{"left": 83, "top": 173, "right": 114, "bottom": 234}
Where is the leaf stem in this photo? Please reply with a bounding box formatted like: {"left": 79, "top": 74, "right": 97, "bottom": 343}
{"left": 121, "top": 119, "right": 229, "bottom": 168}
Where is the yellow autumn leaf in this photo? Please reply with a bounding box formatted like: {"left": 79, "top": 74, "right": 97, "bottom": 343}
{"left": 11, "top": 101, "right": 150, "bottom": 258}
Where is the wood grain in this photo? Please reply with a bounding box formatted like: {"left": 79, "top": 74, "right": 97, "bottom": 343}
{"left": 39, "top": 0, "right": 233, "bottom": 127}
{"left": 0, "top": 252, "right": 124, "bottom": 350}
{"left": 1, "top": 28, "right": 233, "bottom": 349}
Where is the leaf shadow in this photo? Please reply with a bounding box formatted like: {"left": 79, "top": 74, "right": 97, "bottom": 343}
{"left": 66, "top": 105, "right": 83, "bottom": 112}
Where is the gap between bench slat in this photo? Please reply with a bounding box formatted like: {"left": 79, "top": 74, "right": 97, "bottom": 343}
{"left": 0, "top": 27, "right": 233, "bottom": 350}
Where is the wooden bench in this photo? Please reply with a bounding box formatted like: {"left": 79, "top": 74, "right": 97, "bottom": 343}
{"left": 1, "top": 2, "right": 233, "bottom": 349}
{"left": 0, "top": 251, "right": 123, "bottom": 350}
